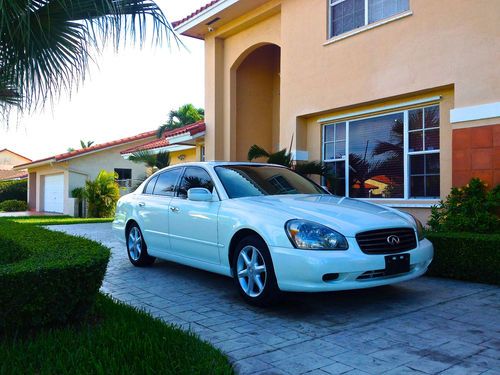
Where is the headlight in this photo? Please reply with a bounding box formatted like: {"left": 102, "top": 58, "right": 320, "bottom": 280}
{"left": 409, "top": 214, "right": 425, "bottom": 241}
{"left": 285, "top": 219, "right": 348, "bottom": 250}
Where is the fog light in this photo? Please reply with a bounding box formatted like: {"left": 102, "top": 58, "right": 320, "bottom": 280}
{"left": 322, "top": 273, "right": 339, "bottom": 282}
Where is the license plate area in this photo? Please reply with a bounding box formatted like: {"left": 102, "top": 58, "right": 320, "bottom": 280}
{"left": 385, "top": 253, "right": 410, "bottom": 276}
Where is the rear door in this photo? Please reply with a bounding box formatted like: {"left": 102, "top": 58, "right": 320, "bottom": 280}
{"left": 168, "top": 167, "right": 221, "bottom": 264}
{"left": 137, "top": 168, "right": 182, "bottom": 256}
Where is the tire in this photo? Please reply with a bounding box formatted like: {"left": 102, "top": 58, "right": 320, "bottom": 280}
{"left": 126, "top": 224, "right": 156, "bottom": 267}
{"left": 232, "top": 235, "right": 280, "bottom": 307}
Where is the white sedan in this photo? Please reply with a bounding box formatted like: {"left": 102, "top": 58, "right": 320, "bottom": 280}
{"left": 113, "top": 162, "right": 433, "bottom": 306}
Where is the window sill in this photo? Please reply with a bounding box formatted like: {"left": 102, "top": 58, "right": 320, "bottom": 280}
{"left": 324, "top": 10, "right": 413, "bottom": 46}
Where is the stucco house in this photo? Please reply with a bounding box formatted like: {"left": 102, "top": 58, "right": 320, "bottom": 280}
{"left": 0, "top": 149, "right": 31, "bottom": 181}
{"left": 172, "top": 0, "right": 500, "bottom": 221}
{"left": 14, "top": 123, "right": 206, "bottom": 215}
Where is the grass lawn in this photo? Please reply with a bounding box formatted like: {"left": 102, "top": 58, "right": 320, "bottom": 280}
{"left": 1, "top": 215, "right": 114, "bottom": 225}
{"left": 1, "top": 294, "right": 233, "bottom": 374}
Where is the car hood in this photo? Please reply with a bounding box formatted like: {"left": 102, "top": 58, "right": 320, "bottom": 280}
{"left": 237, "top": 194, "right": 415, "bottom": 237}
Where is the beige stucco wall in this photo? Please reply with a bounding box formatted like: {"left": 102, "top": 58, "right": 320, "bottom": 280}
{"left": 27, "top": 137, "right": 155, "bottom": 215}
{"left": 0, "top": 150, "right": 30, "bottom": 170}
{"left": 200, "top": 0, "right": 500, "bottom": 219}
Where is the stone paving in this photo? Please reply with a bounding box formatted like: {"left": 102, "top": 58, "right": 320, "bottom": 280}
{"left": 49, "top": 223, "right": 500, "bottom": 375}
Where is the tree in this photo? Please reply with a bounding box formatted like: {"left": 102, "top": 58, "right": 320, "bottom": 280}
{"left": 84, "top": 170, "right": 121, "bottom": 218}
{"left": 80, "top": 140, "right": 95, "bottom": 149}
{"left": 0, "top": 0, "right": 175, "bottom": 114}
{"left": 128, "top": 150, "right": 170, "bottom": 173}
{"left": 247, "top": 144, "right": 326, "bottom": 177}
{"left": 157, "top": 104, "right": 204, "bottom": 138}
{"left": 68, "top": 139, "right": 95, "bottom": 152}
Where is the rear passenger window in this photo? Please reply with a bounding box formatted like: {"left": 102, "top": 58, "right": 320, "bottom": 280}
{"left": 143, "top": 175, "right": 158, "bottom": 194}
{"left": 178, "top": 167, "right": 214, "bottom": 199}
{"left": 153, "top": 169, "right": 181, "bottom": 196}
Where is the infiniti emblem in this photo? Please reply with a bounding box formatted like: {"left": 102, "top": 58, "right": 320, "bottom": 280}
{"left": 387, "top": 235, "right": 400, "bottom": 246}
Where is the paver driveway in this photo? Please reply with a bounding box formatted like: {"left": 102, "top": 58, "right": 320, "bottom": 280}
{"left": 49, "top": 223, "right": 500, "bottom": 375}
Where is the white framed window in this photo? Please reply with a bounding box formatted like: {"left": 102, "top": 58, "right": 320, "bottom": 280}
{"left": 328, "top": 0, "right": 409, "bottom": 38}
{"left": 322, "top": 104, "right": 440, "bottom": 199}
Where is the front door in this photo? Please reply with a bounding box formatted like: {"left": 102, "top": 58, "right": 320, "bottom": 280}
{"left": 168, "top": 167, "right": 220, "bottom": 264}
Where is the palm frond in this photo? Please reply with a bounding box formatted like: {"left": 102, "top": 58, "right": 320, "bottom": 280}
{"left": 294, "top": 161, "right": 326, "bottom": 176}
{"left": 247, "top": 144, "right": 271, "bottom": 161}
{"left": 128, "top": 150, "right": 157, "bottom": 168}
{"left": 0, "top": 0, "right": 178, "bottom": 112}
{"left": 267, "top": 148, "right": 292, "bottom": 167}
{"left": 154, "top": 151, "right": 170, "bottom": 169}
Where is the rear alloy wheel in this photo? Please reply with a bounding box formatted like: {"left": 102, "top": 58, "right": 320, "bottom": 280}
{"left": 127, "top": 224, "right": 155, "bottom": 266}
{"left": 232, "top": 235, "right": 279, "bottom": 306}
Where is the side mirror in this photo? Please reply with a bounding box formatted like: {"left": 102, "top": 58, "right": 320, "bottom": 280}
{"left": 187, "top": 188, "right": 213, "bottom": 202}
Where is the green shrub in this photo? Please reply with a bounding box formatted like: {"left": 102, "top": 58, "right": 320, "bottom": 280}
{"left": 85, "top": 170, "right": 121, "bottom": 218}
{"left": 426, "top": 232, "right": 500, "bottom": 285}
{"left": 0, "top": 221, "right": 110, "bottom": 330}
{"left": 428, "top": 178, "right": 500, "bottom": 233}
{"left": 0, "top": 180, "right": 27, "bottom": 202}
{"left": 0, "top": 199, "right": 28, "bottom": 212}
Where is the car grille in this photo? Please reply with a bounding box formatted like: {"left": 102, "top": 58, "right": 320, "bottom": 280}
{"left": 355, "top": 228, "right": 417, "bottom": 255}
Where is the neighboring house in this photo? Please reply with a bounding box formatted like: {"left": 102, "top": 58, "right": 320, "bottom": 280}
{"left": 13, "top": 123, "right": 206, "bottom": 216}
{"left": 121, "top": 121, "right": 206, "bottom": 164}
{"left": 0, "top": 149, "right": 31, "bottom": 181}
{"left": 174, "top": 0, "right": 500, "bottom": 220}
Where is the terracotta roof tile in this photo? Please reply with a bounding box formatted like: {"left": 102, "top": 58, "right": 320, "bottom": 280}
{"left": 0, "top": 170, "right": 28, "bottom": 181}
{"left": 121, "top": 121, "right": 206, "bottom": 154}
{"left": 15, "top": 129, "right": 157, "bottom": 168}
{"left": 172, "top": 0, "right": 221, "bottom": 28}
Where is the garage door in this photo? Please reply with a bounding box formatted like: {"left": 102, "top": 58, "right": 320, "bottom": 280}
{"left": 44, "top": 174, "right": 64, "bottom": 213}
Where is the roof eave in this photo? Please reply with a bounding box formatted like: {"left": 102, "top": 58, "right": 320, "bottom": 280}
{"left": 175, "top": 0, "right": 238, "bottom": 37}
{"left": 13, "top": 158, "right": 56, "bottom": 170}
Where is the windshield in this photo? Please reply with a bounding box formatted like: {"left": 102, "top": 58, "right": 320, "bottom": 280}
{"left": 215, "top": 165, "right": 327, "bottom": 199}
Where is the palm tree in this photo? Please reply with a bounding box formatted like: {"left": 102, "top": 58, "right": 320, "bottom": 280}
{"left": 247, "top": 144, "right": 326, "bottom": 176}
{"left": 157, "top": 104, "right": 204, "bottom": 138}
{"left": 80, "top": 140, "right": 95, "bottom": 148}
{"left": 128, "top": 150, "right": 170, "bottom": 172}
{"left": 0, "top": 0, "right": 175, "bottom": 114}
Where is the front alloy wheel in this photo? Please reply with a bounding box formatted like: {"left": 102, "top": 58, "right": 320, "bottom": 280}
{"left": 232, "top": 235, "right": 279, "bottom": 306}
{"left": 237, "top": 246, "right": 267, "bottom": 297}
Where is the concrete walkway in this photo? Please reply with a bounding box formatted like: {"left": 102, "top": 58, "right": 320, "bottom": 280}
{"left": 49, "top": 223, "right": 500, "bottom": 375}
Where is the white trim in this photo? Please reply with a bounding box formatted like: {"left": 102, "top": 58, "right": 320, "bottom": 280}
{"left": 175, "top": 0, "right": 239, "bottom": 34}
{"left": 317, "top": 96, "right": 441, "bottom": 123}
{"left": 450, "top": 102, "right": 500, "bottom": 123}
{"left": 167, "top": 131, "right": 205, "bottom": 145}
{"left": 122, "top": 144, "right": 196, "bottom": 158}
{"left": 403, "top": 110, "right": 409, "bottom": 199}
{"left": 324, "top": 10, "right": 412, "bottom": 45}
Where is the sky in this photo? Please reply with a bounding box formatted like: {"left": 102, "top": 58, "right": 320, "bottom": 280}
{"left": 0, "top": 0, "right": 209, "bottom": 160}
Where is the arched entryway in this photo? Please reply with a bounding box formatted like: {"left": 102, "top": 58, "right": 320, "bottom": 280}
{"left": 232, "top": 43, "right": 281, "bottom": 161}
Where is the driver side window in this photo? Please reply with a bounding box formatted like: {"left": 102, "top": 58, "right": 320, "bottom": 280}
{"left": 177, "top": 167, "right": 214, "bottom": 199}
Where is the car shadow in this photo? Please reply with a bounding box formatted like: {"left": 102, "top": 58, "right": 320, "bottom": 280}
{"left": 150, "top": 259, "right": 432, "bottom": 321}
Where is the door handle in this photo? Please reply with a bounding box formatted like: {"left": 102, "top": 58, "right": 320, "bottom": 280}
{"left": 138, "top": 202, "right": 145, "bottom": 207}
{"left": 170, "top": 206, "right": 179, "bottom": 213}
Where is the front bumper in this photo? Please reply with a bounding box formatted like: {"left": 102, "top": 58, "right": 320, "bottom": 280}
{"left": 269, "top": 238, "right": 433, "bottom": 292}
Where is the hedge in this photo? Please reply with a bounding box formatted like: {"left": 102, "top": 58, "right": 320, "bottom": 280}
{"left": 0, "top": 200, "right": 28, "bottom": 212}
{"left": 0, "top": 180, "right": 27, "bottom": 202}
{"left": 426, "top": 232, "right": 500, "bottom": 285}
{"left": 0, "top": 221, "right": 110, "bottom": 331}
